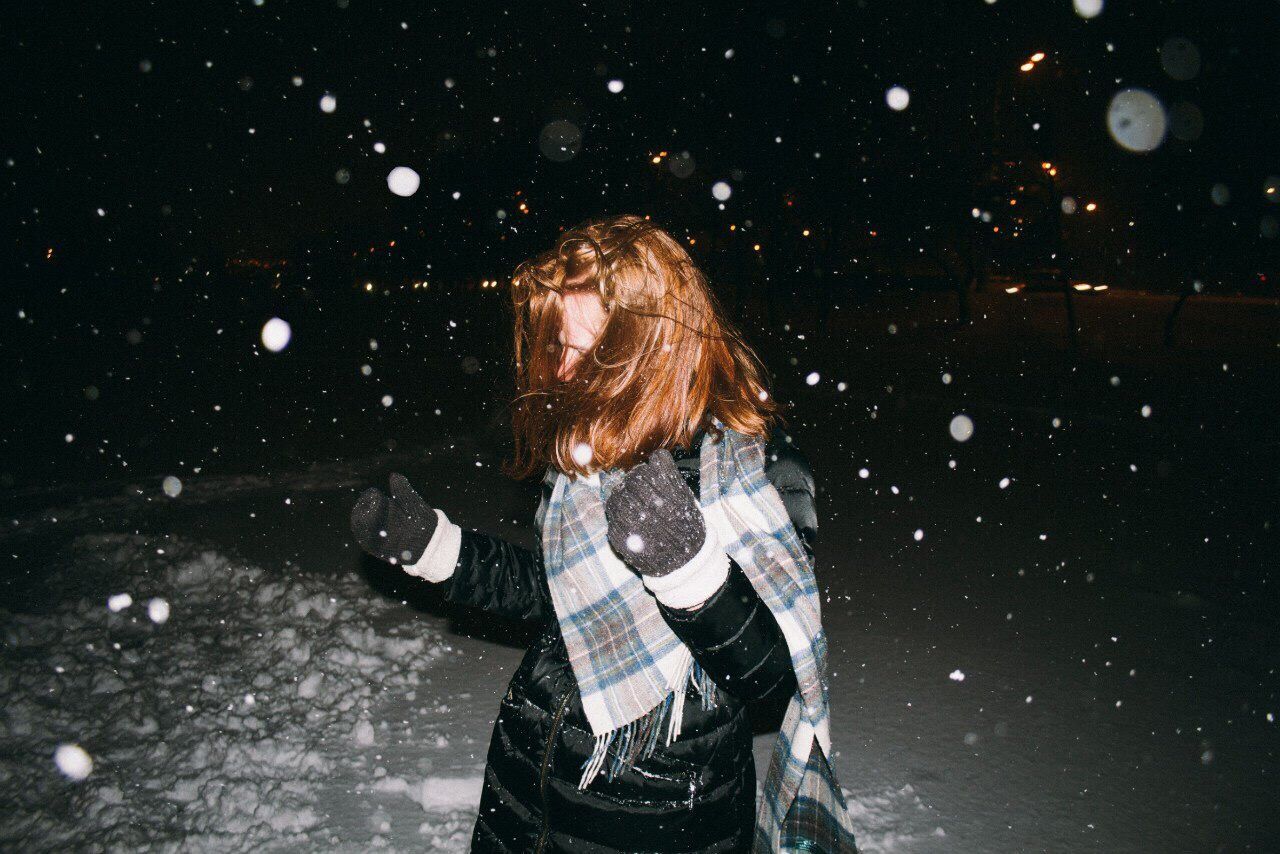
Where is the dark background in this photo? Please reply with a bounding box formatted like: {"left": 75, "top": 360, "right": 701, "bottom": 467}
{"left": 4, "top": 1, "right": 1277, "bottom": 280}
{"left": 1, "top": 5, "right": 1277, "bottom": 849}
{"left": 1, "top": 0, "right": 1276, "bottom": 486}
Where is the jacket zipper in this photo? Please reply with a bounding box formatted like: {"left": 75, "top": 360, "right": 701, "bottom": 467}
{"left": 534, "top": 685, "right": 575, "bottom": 854}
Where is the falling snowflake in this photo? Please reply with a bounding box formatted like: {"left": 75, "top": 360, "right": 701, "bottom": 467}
{"left": 148, "top": 598, "right": 171, "bottom": 624}
{"left": 1107, "top": 89, "right": 1168, "bottom": 153}
{"left": 539, "top": 121, "right": 582, "bottom": 162}
{"left": 1073, "top": 0, "right": 1103, "bottom": 18}
{"left": 386, "top": 166, "right": 421, "bottom": 197}
{"left": 261, "top": 317, "right": 291, "bottom": 352}
{"left": 949, "top": 414, "right": 975, "bottom": 442}
{"left": 54, "top": 744, "right": 93, "bottom": 781}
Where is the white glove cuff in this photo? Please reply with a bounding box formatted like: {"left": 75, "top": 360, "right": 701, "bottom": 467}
{"left": 401, "top": 508, "right": 462, "bottom": 583}
{"left": 642, "top": 512, "right": 730, "bottom": 611}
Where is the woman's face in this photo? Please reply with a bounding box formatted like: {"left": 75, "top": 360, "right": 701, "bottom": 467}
{"left": 557, "top": 289, "right": 608, "bottom": 380}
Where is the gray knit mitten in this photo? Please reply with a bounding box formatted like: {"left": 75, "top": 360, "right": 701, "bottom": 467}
{"left": 604, "top": 448, "right": 706, "bottom": 578}
{"left": 350, "top": 473, "right": 439, "bottom": 566}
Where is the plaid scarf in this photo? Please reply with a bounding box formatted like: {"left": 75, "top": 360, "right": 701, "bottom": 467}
{"left": 538, "top": 419, "right": 859, "bottom": 852}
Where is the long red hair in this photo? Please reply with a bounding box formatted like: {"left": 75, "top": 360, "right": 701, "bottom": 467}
{"left": 502, "top": 215, "right": 787, "bottom": 480}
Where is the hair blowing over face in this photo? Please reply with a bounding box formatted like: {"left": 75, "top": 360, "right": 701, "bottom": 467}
{"left": 501, "top": 214, "right": 786, "bottom": 480}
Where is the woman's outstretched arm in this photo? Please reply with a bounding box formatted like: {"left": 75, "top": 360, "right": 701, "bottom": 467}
{"left": 443, "top": 530, "right": 552, "bottom": 623}
{"left": 351, "top": 473, "right": 551, "bottom": 623}
{"left": 397, "top": 514, "right": 552, "bottom": 623}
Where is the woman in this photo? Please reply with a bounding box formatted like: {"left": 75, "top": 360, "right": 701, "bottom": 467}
{"left": 351, "top": 216, "right": 857, "bottom": 852}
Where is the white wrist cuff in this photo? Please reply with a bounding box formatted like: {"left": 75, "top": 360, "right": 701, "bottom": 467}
{"left": 642, "top": 514, "right": 731, "bottom": 611}
{"left": 402, "top": 508, "right": 462, "bottom": 583}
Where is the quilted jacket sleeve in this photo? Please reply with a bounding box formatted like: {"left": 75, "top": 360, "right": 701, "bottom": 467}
{"left": 658, "top": 556, "right": 798, "bottom": 704}
{"left": 444, "top": 531, "right": 552, "bottom": 623}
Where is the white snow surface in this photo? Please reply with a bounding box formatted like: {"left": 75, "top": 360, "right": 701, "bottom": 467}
{"left": 2, "top": 425, "right": 1272, "bottom": 851}
{"left": 0, "top": 534, "right": 476, "bottom": 851}
{"left": 0, "top": 492, "right": 936, "bottom": 852}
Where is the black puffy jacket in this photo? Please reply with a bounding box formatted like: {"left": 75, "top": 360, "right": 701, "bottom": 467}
{"left": 443, "top": 427, "right": 819, "bottom": 853}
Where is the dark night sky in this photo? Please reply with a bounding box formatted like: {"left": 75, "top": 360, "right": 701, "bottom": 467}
{"left": 3, "top": 0, "right": 1277, "bottom": 285}
{"left": 2, "top": 12, "right": 1277, "bottom": 849}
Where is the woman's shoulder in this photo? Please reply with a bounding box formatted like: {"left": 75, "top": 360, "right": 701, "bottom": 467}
{"left": 761, "top": 427, "right": 815, "bottom": 492}
{"left": 760, "top": 427, "right": 818, "bottom": 537}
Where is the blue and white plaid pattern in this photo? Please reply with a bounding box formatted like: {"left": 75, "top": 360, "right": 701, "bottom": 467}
{"left": 540, "top": 419, "right": 858, "bottom": 852}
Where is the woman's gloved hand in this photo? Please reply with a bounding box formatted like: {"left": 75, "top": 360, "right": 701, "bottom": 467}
{"left": 350, "top": 473, "right": 439, "bottom": 565}
{"left": 604, "top": 448, "right": 707, "bottom": 577}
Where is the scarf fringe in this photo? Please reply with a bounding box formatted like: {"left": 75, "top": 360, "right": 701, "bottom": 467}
{"left": 577, "top": 657, "right": 719, "bottom": 790}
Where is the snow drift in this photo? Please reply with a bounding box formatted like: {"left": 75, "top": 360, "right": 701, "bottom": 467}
{"left": 0, "top": 534, "right": 459, "bottom": 851}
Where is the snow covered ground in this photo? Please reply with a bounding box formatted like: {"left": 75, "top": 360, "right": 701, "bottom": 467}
{"left": 2, "top": 372, "right": 1276, "bottom": 851}
{"left": 0, "top": 531, "right": 485, "bottom": 851}
{"left": 0, "top": 465, "right": 925, "bottom": 852}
